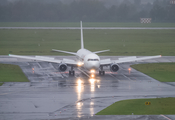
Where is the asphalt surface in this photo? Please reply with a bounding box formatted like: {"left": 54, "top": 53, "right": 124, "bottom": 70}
{"left": 0, "top": 56, "right": 175, "bottom": 120}
{"left": 0, "top": 27, "right": 175, "bottom": 29}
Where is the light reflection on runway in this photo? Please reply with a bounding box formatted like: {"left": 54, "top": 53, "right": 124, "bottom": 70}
{"left": 75, "top": 78, "right": 101, "bottom": 117}
{"left": 89, "top": 79, "right": 97, "bottom": 116}
{"left": 89, "top": 79, "right": 96, "bottom": 92}
{"left": 1, "top": 56, "right": 175, "bottom": 120}
{"left": 76, "top": 79, "right": 84, "bottom": 118}
{"left": 76, "top": 79, "right": 84, "bottom": 100}
{"left": 76, "top": 101, "right": 83, "bottom": 118}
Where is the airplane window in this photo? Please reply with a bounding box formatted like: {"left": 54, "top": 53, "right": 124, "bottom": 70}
{"left": 88, "top": 59, "right": 99, "bottom": 61}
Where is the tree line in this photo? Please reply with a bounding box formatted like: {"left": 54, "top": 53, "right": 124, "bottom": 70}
{"left": 0, "top": 0, "right": 174, "bottom": 22}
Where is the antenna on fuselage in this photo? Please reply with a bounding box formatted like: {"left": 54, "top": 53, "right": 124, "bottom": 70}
{"left": 80, "top": 21, "right": 84, "bottom": 49}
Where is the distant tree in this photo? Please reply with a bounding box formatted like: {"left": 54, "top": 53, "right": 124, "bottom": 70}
{"left": 150, "top": 4, "right": 167, "bottom": 22}
{"left": 1, "top": 0, "right": 8, "bottom": 5}
{"left": 134, "top": 0, "right": 141, "bottom": 6}
{"left": 167, "top": 4, "right": 175, "bottom": 22}
{"left": 0, "top": 0, "right": 174, "bottom": 22}
{"left": 117, "top": 1, "right": 137, "bottom": 22}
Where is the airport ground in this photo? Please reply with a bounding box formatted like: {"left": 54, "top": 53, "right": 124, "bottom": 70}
{"left": 0, "top": 29, "right": 175, "bottom": 56}
{"left": 0, "top": 56, "right": 175, "bottom": 120}
{"left": 0, "top": 22, "right": 175, "bottom": 27}
{"left": 0, "top": 26, "right": 175, "bottom": 120}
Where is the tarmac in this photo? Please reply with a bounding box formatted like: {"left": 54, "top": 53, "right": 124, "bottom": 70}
{"left": 0, "top": 56, "right": 175, "bottom": 120}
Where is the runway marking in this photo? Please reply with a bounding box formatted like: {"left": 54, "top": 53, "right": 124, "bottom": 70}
{"left": 77, "top": 68, "right": 90, "bottom": 78}
{"left": 108, "top": 74, "right": 117, "bottom": 79}
{"left": 37, "top": 63, "right": 42, "bottom": 68}
{"left": 121, "top": 73, "right": 131, "bottom": 80}
{"left": 160, "top": 114, "right": 172, "bottom": 120}
{"left": 0, "top": 91, "right": 20, "bottom": 96}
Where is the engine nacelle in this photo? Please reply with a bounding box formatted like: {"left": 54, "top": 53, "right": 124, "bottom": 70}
{"left": 58, "top": 63, "right": 68, "bottom": 72}
{"left": 110, "top": 64, "right": 119, "bottom": 72}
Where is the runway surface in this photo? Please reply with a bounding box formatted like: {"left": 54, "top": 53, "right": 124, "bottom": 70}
{"left": 0, "top": 27, "right": 175, "bottom": 30}
{"left": 0, "top": 56, "right": 175, "bottom": 120}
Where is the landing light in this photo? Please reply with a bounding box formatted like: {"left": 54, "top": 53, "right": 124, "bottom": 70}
{"left": 128, "top": 68, "right": 131, "bottom": 71}
{"left": 90, "top": 69, "right": 95, "bottom": 73}
{"left": 77, "top": 62, "right": 84, "bottom": 66}
{"left": 91, "top": 74, "right": 95, "bottom": 78}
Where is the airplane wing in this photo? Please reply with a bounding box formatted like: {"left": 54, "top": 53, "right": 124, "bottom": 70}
{"left": 93, "top": 49, "right": 110, "bottom": 54}
{"left": 52, "top": 49, "right": 77, "bottom": 55}
{"left": 100, "top": 59, "right": 112, "bottom": 65}
{"left": 100, "top": 55, "right": 161, "bottom": 65}
{"left": 9, "top": 54, "right": 77, "bottom": 65}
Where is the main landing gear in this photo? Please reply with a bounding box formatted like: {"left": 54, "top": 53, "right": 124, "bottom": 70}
{"left": 99, "top": 66, "right": 105, "bottom": 76}
{"left": 69, "top": 66, "right": 75, "bottom": 76}
{"left": 99, "top": 71, "right": 105, "bottom": 75}
{"left": 69, "top": 71, "right": 75, "bottom": 76}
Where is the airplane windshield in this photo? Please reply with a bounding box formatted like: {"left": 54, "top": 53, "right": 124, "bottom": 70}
{"left": 88, "top": 59, "right": 99, "bottom": 61}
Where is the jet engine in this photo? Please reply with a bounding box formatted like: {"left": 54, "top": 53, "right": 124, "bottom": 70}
{"left": 58, "top": 63, "right": 68, "bottom": 72}
{"left": 110, "top": 64, "right": 119, "bottom": 72}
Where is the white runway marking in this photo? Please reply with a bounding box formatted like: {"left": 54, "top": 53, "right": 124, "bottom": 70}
{"left": 77, "top": 68, "right": 90, "bottom": 78}
{"left": 160, "top": 114, "right": 172, "bottom": 120}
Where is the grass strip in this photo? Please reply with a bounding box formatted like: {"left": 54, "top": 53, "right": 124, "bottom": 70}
{"left": 0, "top": 29, "right": 175, "bottom": 56}
{"left": 96, "top": 97, "right": 175, "bottom": 115}
{"left": 0, "top": 83, "right": 3, "bottom": 86}
{"left": 0, "top": 64, "right": 29, "bottom": 83}
{"left": 0, "top": 22, "right": 175, "bottom": 27}
{"left": 131, "top": 63, "right": 175, "bottom": 82}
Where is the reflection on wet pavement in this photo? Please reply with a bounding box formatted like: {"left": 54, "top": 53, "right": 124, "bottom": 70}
{"left": 77, "top": 79, "right": 84, "bottom": 100}
{"left": 0, "top": 56, "right": 175, "bottom": 120}
{"left": 89, "top": 78, "right": 96, "bottom": 92}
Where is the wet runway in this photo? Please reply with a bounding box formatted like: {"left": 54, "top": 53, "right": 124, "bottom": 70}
{"left": 0, "top": 56, "right": 175, "bottom": 120}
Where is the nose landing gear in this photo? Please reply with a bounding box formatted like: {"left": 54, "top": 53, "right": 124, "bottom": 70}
{"left": 99, "top": 71, "right": 105, "bottom": 75}
{"left": 69, "top": 71, "right": 75, "bottom": 76}
{"left": 69, "top": 66, "right": 75, "bottom": 76}
{"left": 99, "top": 66, "right": 105, "bottom": 76}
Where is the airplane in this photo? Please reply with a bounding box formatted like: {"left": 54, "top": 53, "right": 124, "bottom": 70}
{"left": 9, "top": 21, "right": 161, "bottom": 78}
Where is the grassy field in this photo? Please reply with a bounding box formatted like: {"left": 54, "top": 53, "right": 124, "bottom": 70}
{"left": 0, "top": 29, "right": 175, "bottom": 56}
{"left": 0, "top": 64, "right": 29, "bottom": 86}
{"left": 96, "top": 97, "right": 175, "bottom": 115}
{"left": 131, "top": 63, "right": 175, "bottom": 82}
{"left": 0, "top": 22, "right": 175, "bottom": 27}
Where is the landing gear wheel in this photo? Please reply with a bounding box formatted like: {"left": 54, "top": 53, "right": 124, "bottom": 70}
{"left": 69, "top": 71, "right": 75, "bottom": 76}
{"left": 99, "top": 71, "right": 105, "bottom": 76}
{"left": 102, "top": 71, "right": 105, "bottom": 75}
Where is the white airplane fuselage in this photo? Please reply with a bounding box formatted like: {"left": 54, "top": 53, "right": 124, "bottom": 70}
{"left": 77, "top": 49, "right": 100, "bottom": 70}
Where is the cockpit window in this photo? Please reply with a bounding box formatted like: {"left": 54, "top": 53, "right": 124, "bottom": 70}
{"left": 88, "top": 59, "right": 99, "bottom": 61}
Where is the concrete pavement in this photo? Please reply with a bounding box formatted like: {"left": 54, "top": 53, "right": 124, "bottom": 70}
{"left": 0, "top": 56, "right": 175, "bottom": 120}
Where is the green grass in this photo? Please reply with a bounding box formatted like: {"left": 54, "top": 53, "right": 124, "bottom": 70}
{"left": 0, "top": 83, "right": 3, "bottom": 86}
{"left": 131, "top": 63, "right": 175, "bottom": 82}
{"left": 0, "top": 22, "right": 175, "bottom": 27}
{"left": 96, "top": 97, "right": 175, "bottom": 115}
{"left": 0, "top": 29, "right": 175, "bottom": 56}
{"left": 0, "top": 64, "right": 29, "bottom": 84}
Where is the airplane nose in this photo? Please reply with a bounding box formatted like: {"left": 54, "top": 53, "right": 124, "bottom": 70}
{"left": 89, "top": 62, "right": 100, "bottom": 70}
